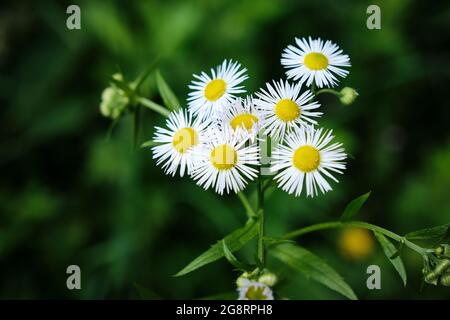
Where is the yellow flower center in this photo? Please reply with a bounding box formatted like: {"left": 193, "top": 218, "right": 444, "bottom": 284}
{"left": 245, "top": 286, "right": 268, "bottom": 300}
{"left": 230, "top": 113, "right": 258, "bottom": 130}
{"left": 293, "top": 145, "right": 321, "bottom": 172}
{"left": 338, "top": 228, "right": 374, "bottom": 260}
{"left": 304, "top": 52, "right": 329, "bottom": 70}
{"left": 275, "top": 99, "right": 300, "bottom": 122}
{"left": 204, "top": 79, "right": 226, "bottom": 101}
{"left": 172, "top": 127, "right": 198, "bottom": 154}
{"left": 211, "top": 144, "right": 237, "bottom": 170}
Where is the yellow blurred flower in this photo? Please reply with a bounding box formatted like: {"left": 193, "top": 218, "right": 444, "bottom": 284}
{"left": 338, "top": 228, "right": 374, "bottom": 260}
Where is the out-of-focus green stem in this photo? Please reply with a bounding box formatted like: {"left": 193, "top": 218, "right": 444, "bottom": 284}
{"left": 237, "top": 192, "right": 257, "bottom": 218}
{"left": 137, "top": 97, "right": 170, "bottom": 117}
{"left": 283, "top": 220, "right": 426, "bottom": 256}
{"left": 316, "top": 88, "right": 342, "bottom": 97}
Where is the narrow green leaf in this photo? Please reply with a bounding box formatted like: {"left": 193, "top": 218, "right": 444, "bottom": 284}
{"left": 263, "top": 236, "right": 295, "bottom": 247}
{"left": 405, "top": 224, "right": 450, "bottom": 241}
{"left": 175, "top": 219, "right": 259, "bottom": 277}
{"left": 156, "top": 70, "right": 180, "bottom": 111}
{"left": 271, "top": 243, "right": 357, "bottom": 300}
{"left": 140, "top": 140, "right": 163, "bottom": 148}
{"left": 132, "top": 56, "right": 160, "bottom": 90}
{"left": 389, "top": 241, "right": 404, "bottom": 259}
{"left": 222, "top": 240, "right": 254, "bottom": 271}
{"left": 340, "top": 191, "right": 371, "bottom": 221}
{"left": 374, "top": 231, "right": 407, "bottom": 286}
{"left": 134, "top": 283, "right": 161, "bottom": 300}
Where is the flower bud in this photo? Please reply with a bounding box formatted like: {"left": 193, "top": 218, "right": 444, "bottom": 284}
{"left": 99, "top": 74, "right": 130, "bottom": 119}
{"left": 339, "top": 87, "right": 358, "bottom": 106}
{"left": 423, "top": 268, "right": 438, "bottom": 285}
{"left": 435, "top": 244, "right": 450, "bottom": 258}
{"left": 434, "top": 259, "right": 450, "bottom": 275}
{"left": 439, "top": 272, "right": 450, "bottom": 286}
{"left": 236, "top": 272, "right": 250, "bottom": 288}
{"left": 258, "top": 272, "right": 277, "bottom": 287}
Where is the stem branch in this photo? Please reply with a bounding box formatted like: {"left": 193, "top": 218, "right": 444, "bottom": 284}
{"left": 237, "top": 192, "right": 257, "bottom": 218}
{"left": 315, "top": 88, "right": 342, "bottom": 97}
{"left": 283, "top": 220, "right": 426, "bottom": 256}
{"left": 137, "top": 97, "right": 170, "bottom": 117}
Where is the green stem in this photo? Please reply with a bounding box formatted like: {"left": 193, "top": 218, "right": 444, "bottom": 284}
{"left": 283, "top": 220, "right": 426, "bottom": 256}
{"left": 316, "top": 88, "right": 342, "bottom": 97}
{"left": 137, "top": 97, "right": 171, "bottom": 117}
{"left": 237, "top": 192, "right": 257, "bottom": 218}
{"left": 311, "top": 81, "right": 317, "bottom": 95}
{"left": 257, "top": 179, "right": 265, "bottom": 265}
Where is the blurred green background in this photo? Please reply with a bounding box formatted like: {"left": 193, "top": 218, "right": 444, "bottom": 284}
{"left": 1, "top": 0, "right": 449, "bottom": 299}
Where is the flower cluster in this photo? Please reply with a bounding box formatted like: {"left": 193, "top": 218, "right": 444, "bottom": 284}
{"left": 236, "top": 270, "right": 277, "bottom": 300}
{"left": 423, "top": 244, "right": 450, "bottom": 287}
{"left": 152, "top": 37, "right": 353, "bottom": 197}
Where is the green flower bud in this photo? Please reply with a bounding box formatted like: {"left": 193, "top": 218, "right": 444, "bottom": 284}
{"left": 423, "top": 269, "right": 439, "bottom": 285}
{"left": 236, "top": 272, "right": 250, "bottom": 288}
{"left": 439, "top": 272, "right": 450, "bottom": 286}
{"left": 433, "top": 259, "right": 450, "bottom": 275}
{"left": 339, "top": 87, "right": 358, "bottom": 106}
{"left": 99, "top": 74, "right": 130, "bottom": 119}
{"left": 258, "top": 272, "right": 277, "bottom": 287}
{"left": 435, "top": 244, "right": 450, "bottom": 258}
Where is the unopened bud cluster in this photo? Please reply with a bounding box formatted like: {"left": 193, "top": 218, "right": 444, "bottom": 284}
{"left": 99, "top": 73, "right": 130, "bottom": 119}
{"left": 236, "top": 269, "right": 277, "bottom": 300}
{"left": 423, "top": 244, "right": 450, "bottom": 286}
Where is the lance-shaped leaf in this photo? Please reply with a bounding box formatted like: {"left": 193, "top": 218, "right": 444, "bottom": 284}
{"left": 140, "top": 140, "right": 163, "bottom": 148}
{"left": 175, "top": 219, "right": 259, "bottom": 277}
{"left": 156, "top": 70, "right": 180, "bottom": 111}
{"left": 271, "top": 243, "right": 357, "bottom": 300}
{"left": 405, "top": 223, "right": 450, "bottom": 242}
{"left": 222, "top": 240, "right": 254, "bottom": 272}
{"left": 340, "top": 191, "right": 371, "bottom": 221}
{"left": 374, "top": 231, "right": 407, "bottom": 286}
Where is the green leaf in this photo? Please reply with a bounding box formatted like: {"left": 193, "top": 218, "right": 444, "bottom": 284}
{"left": 271, "top": 243, "right": 357, "bottom": 300}
{"left": 340, "top": 191, "right": 371, "bottom": 221}
{"left": 134, "top": 283, "right": 161, "bottom": 300}
{"left": 405, "top": 223, "right": 450, "bottom": 241}
{"left": 374, "top": 231, "right": 407, "bottom": 286}
{"left": 156, "top": 70, "right": 180, "bottom": 111}
{"left": 132, "top": 56, "right": 160, "bottom": 91}
{"left": 222, "top": 240, "right": 254, "bottom": 271}
{"left": 140, "top": 140, "right": 163, "bottom": 148}
{"left": 175, "top": 219, "right": 259, "bottom": 277}
{"left": 263, "top": 236, "right": 295, "bottom": 247}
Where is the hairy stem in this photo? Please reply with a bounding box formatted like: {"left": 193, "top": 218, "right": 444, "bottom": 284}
{"left": 137, "top": 97, "right": 171, "bottom": 117}
{"left": 283, "top": 220, "right": 426, "bottom": 256}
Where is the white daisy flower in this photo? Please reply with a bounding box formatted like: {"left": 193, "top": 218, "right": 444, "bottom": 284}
{"left": 188, "top": 59, "right": 248, "bottom": 121}
{"left": 218, "top": 96, "right": 261, "bottom": 140}
{"left": 152, "top": 109, "right": 209, "bottom": 177}
{"left": 281, "top": 37, "right": 351, "bottom": 88}
{"left": 271, "top": 126, "right": 346, "bottom": 197}
{"left": 254, "top": 79, "right": 321, "bottom": 142}
{"left": 190, "top": 127, "right": 259, "bottom": 195}
{"left": 238, "top": 280, "right": 274, "bottom": 300}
